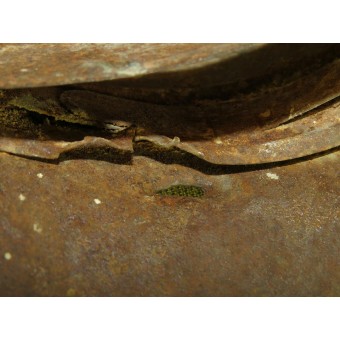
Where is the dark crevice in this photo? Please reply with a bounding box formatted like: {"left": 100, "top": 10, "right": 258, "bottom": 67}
{"left": 22, "top": 108, "right": 115, "bottom": 140}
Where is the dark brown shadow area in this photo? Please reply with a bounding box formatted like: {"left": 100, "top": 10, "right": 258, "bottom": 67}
{"left": 58, "top": 43, "right": 340, "bottom": 140}
{"left": 133, "top": 141, "right": 340, "bottom": 175}
{"left": 6, "top": 140, "right": 338, "bottom": 176}
{"left": 72, "top": 43, "right": 340, "bottom": 100}
{"left": 58, "top": 145, "right": 133, "bottom": 164}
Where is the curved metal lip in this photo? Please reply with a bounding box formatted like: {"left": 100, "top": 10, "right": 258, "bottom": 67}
{"left": 172, "top": 104, "right": 340, "bottom": 164}
{"left": 0, "top": 43, "right": 261, "bottom": 89}
{"left": 0, "top": 44, "right": 339, "bottom": 165}
{"left": 0, "top": 105, "right": 338, "bottom": 165}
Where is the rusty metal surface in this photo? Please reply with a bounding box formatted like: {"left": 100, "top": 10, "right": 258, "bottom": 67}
{"left": 0, "top": 151, "right": 339, "bottom": 296}
{"left": 0, "top": 44, "right": 338, "bottom": 90}
{"left": 0, "top": 43, "right": 260, "bottom": 89}
{"left": 0, "top": 44, "right": 339, "bottom": 296}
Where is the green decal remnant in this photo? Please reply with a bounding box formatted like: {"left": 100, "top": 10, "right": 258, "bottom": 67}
{"left": 156, "top": 185, "right": 204, "bottom": 198}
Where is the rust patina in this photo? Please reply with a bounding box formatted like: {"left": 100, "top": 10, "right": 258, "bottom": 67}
{"left": 0, "top": 44, "right": 339, "bottom": 296}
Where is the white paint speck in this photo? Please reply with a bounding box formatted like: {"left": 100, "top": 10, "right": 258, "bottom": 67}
{"left": 20, "top": 68, "right": 29, "bottom": 73}
{"left": 37, "top": 173, "right": 44, "bottom": 178}
{"left": 94, "top": 198, "right": 101, "bottom": 205}
{"left": 33, "top": 223, "right": 43, "bottom": 233}
{"left": 4, "top": 252, "right": 12, "bottom": 260}
{"left": 266, "top": 172, "right": 279, "bottom": 180}
{"left": 19, "top": 193, "right": 26, "bottom": 201}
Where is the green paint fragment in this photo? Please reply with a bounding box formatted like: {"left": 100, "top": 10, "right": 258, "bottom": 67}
{"left": 157, "top": 185, "right": 204, "bottom": 198}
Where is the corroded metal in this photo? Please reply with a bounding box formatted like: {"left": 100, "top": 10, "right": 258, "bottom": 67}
{"left": 0, "top": 44, "right": 339, "bottom": 296}
{"left": 0, "top": 152, "right": 339, "bottom": 296}
{"left": 0, "top": 43, "right": 338, "bottom": 90}
{"left": 0, "top": 43, "right": 260, "bottom": 89}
